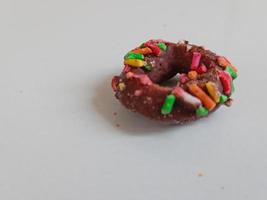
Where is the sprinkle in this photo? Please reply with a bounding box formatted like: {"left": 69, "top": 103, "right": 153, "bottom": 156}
{"left": 138, "top": 75, "right": 152, "bottom": 85}
{"left": 219, "top": 95, "right": 228, "bottom": 104}
{"left": 124, "top": 59, "right": 146, "bottom": 67}
{"left": 191, "top": 52, "right": 201, "bottom": 70}
{"left": 118, "top": 82, "right": 126, "bottom": 91}
{"left": 188, "top": 70, "right": 198, "bottom": 80}
{"left": 226, "top": 66, "right": 238, "bottom": 79}
{"left": 231, "top": 65, "right": 238, "bottom": 72}
{"left": 122, "top": 64, "right": 131, "bottom": 73}
{"left": 134, "top": 90, "right": 142, "bottom": 96}
{"left": 217, "top": 56, "right": 230, "bottom": 68}
{"left": 157, "top": 43, "right": 167, "bottom": 51}
{"left": 124, "top": 52, "right": 144, "bottom": 60}
{"left": 196, "top": 106, "right": 209, "bottom": 117}
{"left": 132, "top": 47, "right": 152, "bottom": 55}
{"left": 132, "top": 74, "right": 152, "bottom": 85}
{"left": 143, "top": 63, "right": 152, "bottom": 71}
{"left": 113, "top": 112, "right": 117, "bottom": 116}
{"left": 111, "top": 76, "right": 119, "bottom": 91}
{"left": 144, "top": 43, "right": 161, "bottom": 56}
{"left": 196, "top": 63, "right": 207, "bottom": 74}
{"left": 188, "top": 84, "right": 216, "bottom": 111}
{"left": 219, "top": 71, "right": 232, "bottom": 95}
{"left": 225, "top": 98, "right": 233, "bottom": 107}
{"left": 206, "top": 81, "right": 220, "bottom": 103}
{"left": 161, "top": 94, "right": 176, "bottom": 115}
{"left": 125, "top": 72, "right": 134, "bottom": 79}
{"left": 231, "top": 81, "right": 235, "bottom": 94}
{"left": 116, "top": 123, "right": 120, "bottom": 127}
{"left": 179, "top": 74, "right": 189, "bottom": 84}
{"left": 172, "top": 86, "right": 201, "bottom": 110}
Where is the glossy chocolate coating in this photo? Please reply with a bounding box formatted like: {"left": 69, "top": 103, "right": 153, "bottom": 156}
{"left": 112, "top": 41, "right": 228, "bottom": 123}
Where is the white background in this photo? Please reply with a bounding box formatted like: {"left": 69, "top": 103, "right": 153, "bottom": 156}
{"left": 1, "top": 0, "right": 267, "bottom": 199}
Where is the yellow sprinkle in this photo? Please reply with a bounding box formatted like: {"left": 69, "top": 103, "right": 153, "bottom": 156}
{"left": 124, "top": 59, "right": 146, "bottom": 67}
{"left": 118, "top": 82, "right": 126, "bottom": 91}
{"left": 206, "top": 81, "right": 220, "bottom": 103}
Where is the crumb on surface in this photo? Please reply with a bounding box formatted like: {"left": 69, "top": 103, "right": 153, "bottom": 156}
{"left": 113, "top": 112, "right": 117, "bottom": 116}
{"left": 198, "top": 172, "right": 204, "bottom": 177}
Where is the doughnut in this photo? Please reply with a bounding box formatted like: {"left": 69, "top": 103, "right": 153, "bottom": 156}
{"left": 111, "top": 39, "right": 238, "bottom": 123}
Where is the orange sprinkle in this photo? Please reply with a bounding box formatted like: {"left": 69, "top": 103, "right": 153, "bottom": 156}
{"left": 188, "top": 70, "right": 198, "bottom": 80}
{"left": 132, "top": 47, "right": 152, "bottom": 55}
{"left": 188, "top": 84, "right": 216, "bottom": 111}
{"left": 218, "top": 56, "right": 238, "bottom": 72}
{"left": 125, "top": 72, "right": 134, "bottom": 79}
{"left": 217, "top": 56, "right": 230, "bottom": 68}
{"left": 230, "top": 65, "right": 238, "bottom": 72}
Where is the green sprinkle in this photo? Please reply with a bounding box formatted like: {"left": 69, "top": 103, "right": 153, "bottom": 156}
{"left": 196, "top": 106, "right": 209, "bottom": 117}
{"left": 161, "top": 94, "right": 176, "bottom": 115}
{"left": 231, "top": 81, "right": 235, "bottom": 94}
{"left": 143, "top": 64, "right": 152, "bottom": 71}
{"left": 220, "top": 95, "right": 228, "bottom": 104}
{"left": 226, "top": 66, "right": 237, "bottom": 79}
{"left": 157, "top": 43, "right": 167, "bottom": 51}
{"left": 124, "top": 52, "right": 144, "bottom": 60}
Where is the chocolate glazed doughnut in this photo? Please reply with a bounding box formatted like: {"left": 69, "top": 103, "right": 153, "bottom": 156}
{"left": 111, "top": 39, "right": 238, "bottom": 123}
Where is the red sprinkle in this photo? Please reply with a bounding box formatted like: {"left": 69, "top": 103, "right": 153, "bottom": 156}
{"left": 116, "top": 123, "right": 120, "bottom": 127}
{"left": 144, "top": 43, "right": 161, "bottom": 56}
{"left": 197, "top": 63, "right": 207, "bottom": 74}
{"left": 111, "top": 76, "right": 119, "bottom": 91}
{"left": 113, "top": 112, "right": 117, "bottom": 116}
{"left": 219, "top": 71, "right": 232, "bottom": 95}
{"left": 122, "top": 64, "right": 131, "bottom": 73}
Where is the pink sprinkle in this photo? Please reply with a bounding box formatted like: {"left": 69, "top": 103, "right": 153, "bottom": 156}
{"left": 197, "top": 63, "right": 207, "bottom": 74}
{"left": 134, "top": 90, "right": 142, "bottom": 96}
{"left": 172, "top": 86, "right": 184, "bottom": 96}
{"left": 123, "top": 65, "right": 131, "bottom": 73}
{"left": 126, "top": 72, "right": 134, "bottom": 79}
{"left": 139, "top": 75, "right": 152, "bottom": 85}
{"left": 191, "top": 52, "right": 201, "bottom": 70}
{"left": 172, "top": 86, "right": 201, "bottom": 106}
{"left": 133, "top": 74, "right": 152, "bottom": 85}
{"left": 179, "top": 74, "right": 189, "bottom": 84}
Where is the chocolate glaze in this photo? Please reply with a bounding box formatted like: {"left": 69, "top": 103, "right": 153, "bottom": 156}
{"left": 112, "top": 40, "right": 230, "bottom": 123}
